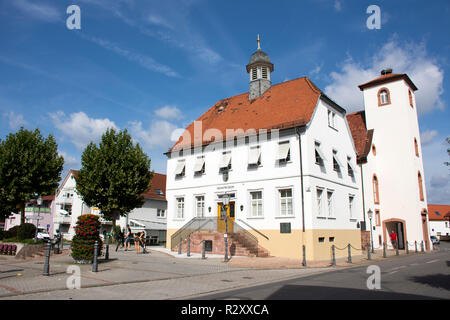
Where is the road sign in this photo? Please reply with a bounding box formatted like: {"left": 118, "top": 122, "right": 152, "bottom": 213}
{"left": 27, "top": 216, "right": 43, "bottom": 220}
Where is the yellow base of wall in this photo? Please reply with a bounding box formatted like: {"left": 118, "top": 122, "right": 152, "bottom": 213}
{"left": 166, "top": 228, "right": 362, "bottom": 262}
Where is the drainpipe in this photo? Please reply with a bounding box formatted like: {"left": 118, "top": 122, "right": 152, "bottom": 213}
{"left": 359, "top": 163, "right": 367, "bottom": 229}
{"left": 296, "top": 128, "right": 305, "bottom": 232}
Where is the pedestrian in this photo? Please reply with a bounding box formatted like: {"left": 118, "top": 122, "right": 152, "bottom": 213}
{"left": 134, "top": 233, "right": 140, "bottom": 254}
{"left": 139, "top": 231, "right": 147, "bottom": 254}
{"left": 124, "top": 225, "right": 132, "bottom": 251}
{"left": 115, "top": 228, "right": 124, "bottom": 252}
{"left": 390, "top": 230, "right": 397, "bottom": 250}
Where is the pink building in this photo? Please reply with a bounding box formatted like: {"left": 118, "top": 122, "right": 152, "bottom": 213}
{"left": 4, "top": 195, "right": 56, "bottom": 236}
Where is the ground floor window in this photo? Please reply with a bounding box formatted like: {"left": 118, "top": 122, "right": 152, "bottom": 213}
{"left": 176, "top": 198, "right": 184, "bottom": 219}
{"left": 250, "top": 191, "right": 263, "bottom": 217}
{"left": 279, "top": 189, "right": 293, "bottom": 216}
{"left": 195, "top": 196, "right": 205, "bottom": 218}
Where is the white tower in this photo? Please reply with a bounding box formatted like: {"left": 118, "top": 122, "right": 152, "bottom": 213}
{"left": 358, "top": 69, "right": 431, "bottom": 250}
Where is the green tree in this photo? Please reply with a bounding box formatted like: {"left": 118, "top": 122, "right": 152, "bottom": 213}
{"left": 75, "top": 128, "right": 152, "bottom": 229}
{"left": 0, "top": 128, "right": 64, "bottom": 224}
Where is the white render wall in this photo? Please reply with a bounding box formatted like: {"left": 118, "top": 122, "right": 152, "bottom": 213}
{"left": 429, "top": 221, "right": 450, "bottom": 237}
{"left": 166, "top": 98, "right": 361, "bottom": 237}
{"left": 361, "top": 79, "right": 430, "bottom": 248}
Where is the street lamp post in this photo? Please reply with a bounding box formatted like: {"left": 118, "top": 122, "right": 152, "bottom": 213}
{"left": 34, "top": 196, "right": 43, "bottom": 244}
{"left": 222, "top": 195, "right": 230, "bottom": 263}
{"left": 367, "top": 209, "right": 374, "bottom": 253}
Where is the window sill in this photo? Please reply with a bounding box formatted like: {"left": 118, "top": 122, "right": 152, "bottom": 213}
{"left": 173, "top": 218, "right": 185, "bottom": 222}
{"left": 327, "top": 217, "right": 336, "bottom": 220}
{"left": 349, "top": 218, "right": 357, "bottom": 222}
{"left": 275, "top": 215, "right": 295, "bottom": 219}
{"left": 247, "top": 216, "right": 264, "bottom": 220}
{"left": 317, "top": 216, "right": 326, "bottom": 220}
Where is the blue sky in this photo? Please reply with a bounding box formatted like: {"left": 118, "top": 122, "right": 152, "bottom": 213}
{"left": 0, "top": 0, "right": 448, "bottom": 203}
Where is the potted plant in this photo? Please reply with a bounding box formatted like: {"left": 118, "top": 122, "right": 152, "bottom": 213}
{"left": 70, "top": 214, "right": 103, "bottom": 264}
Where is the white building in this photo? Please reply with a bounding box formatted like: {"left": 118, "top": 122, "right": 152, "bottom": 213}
{"left": 348, "top": 69, "right": 432, "bottom": 251}
{"left": 53, "top": 170, "right": 167, "bottom": 243}
{"left": 428, "top": 204, "right": 450, "bottom": 239}
{"left": 165, "top": 39, "right": 363, "bottom": 261}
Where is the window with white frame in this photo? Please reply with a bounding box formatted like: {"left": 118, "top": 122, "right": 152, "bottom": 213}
{"left": 314, "top": 141, "right": 326, "bottom": 165}
{"left": 174, "top": 160, "right": 186, "bottom": 177}
{"left": 347, "top": 157, "right": 354, "bottom": 177}
{"left": 250, "top": 191, "right": 263, "bottom": 217}
{"left": 176, "top": 197, "right": 184, "bottom": 219}
{"left": 195, "top": 196, "right": 205, "bottom": 218}
{"left": 277, "top": 141, "right": 291, "bottom": 162}
{"left": 328, "top": 110, "right": 336, "bottom": 129}
{"left": 157, "top": 209, "right": 166, "bottom": 218}
{"left": 279, "top": 189, "right": 293, "bottom": 216}
{"left": 194, "top": 156, "right": 205, "bottom": 175}
{"left": 327, "top": 190, "right": 334, "bottom": 217}
{"left": 316, "top": 188, "right": 324, "bottom": 217}
{"left": 349, "top": 195, "right": 354, "bottom": 219}
{"left": 248, "top": 146, "right": 261, "bottom": 167}
{"left": 332, "top": 150, "right": 342, "bottom": 172}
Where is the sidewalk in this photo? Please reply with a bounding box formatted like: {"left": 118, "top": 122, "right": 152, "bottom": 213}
{"left": 0, "top": 245, "right": 436, "bottom": 299}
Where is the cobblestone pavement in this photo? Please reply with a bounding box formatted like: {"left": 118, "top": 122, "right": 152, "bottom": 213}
{"left": 0, "top": 244, "right": 441, "bottom": 300}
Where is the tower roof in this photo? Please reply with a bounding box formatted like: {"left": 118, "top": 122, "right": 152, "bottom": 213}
{"left": 246, "top": 35, "right": 274, "bottom": 72}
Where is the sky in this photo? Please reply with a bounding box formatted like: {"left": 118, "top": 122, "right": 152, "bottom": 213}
{"left": 0, "top": 0, "right": 449, "bottom": 204}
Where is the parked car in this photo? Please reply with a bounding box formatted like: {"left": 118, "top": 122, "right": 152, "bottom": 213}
{"left": 430, "top": 236, "right": 440, "bottom": 245}
{"left": 36, "top": 228, "right": 50, "bottom": 240}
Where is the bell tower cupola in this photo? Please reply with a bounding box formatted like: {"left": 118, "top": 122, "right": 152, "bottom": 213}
{"left": 246, "top": 35, "right": 274, "bottom": 100}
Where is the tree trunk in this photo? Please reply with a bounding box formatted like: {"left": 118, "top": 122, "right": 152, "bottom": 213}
{"left": 20, "top": 202, "right": 26, "bottom": 225}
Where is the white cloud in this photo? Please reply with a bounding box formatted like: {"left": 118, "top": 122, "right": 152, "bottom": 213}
{"left": 128, "top": 119, "right": 180, "bottom": 151}
{"left": 50, "top": 111, "right": 118, "bottom": 150}
{"left": 325, "top": 39, "right": 445, "bottom": 114}
{"left": 58, "top": 151, "right": 79, "bottom": 170}
{"left": 147, "top": 14, "right": 174, "bottom": 30}
{"left": 3, "top": 111, "right": 28, "bottom": 130}
{"left": 155, "top": 105, "right": 183, "bottom": 120}
{"left": 334, "top": 0, "right": 342, "bottom": 12}
{"left": 420, "top": 130, "right": 438, "bottom": 146}
{"left": 12, "top": 0, "right": 60, "bottom": 22}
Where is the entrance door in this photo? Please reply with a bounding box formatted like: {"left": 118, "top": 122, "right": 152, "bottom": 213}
{"left": 217, "top": 202, "right": 235, "bottom": 233}
{"left": 396, "top": 222, "right": 405, "bottom": 250}
{"left": 422, "top": 214, "right": 430, "bottom": 250}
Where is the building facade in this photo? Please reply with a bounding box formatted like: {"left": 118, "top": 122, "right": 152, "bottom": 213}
{"left": 53, "top": 170, "right": 167, "bottom": 242}
{"left": 428, "top": 204, "right": 450, "bottom": 239}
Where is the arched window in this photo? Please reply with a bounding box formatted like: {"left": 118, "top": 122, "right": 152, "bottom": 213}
{"left": 373, "top": 175, "right": 380, "bottom": 204}
{"left": 414, "top": 138, "right": 419, "bottom": 157}
{"left": 378, "top": 88, "right": 391, "bottom": 106}
{"left": 418, "top": 172, "right": 424, "bottom": 201}
{"left": 409, "top": 90, "right": 414, "bottom": 108}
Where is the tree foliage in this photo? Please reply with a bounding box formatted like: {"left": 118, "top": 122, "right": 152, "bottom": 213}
{"left": 0, "top": 128, "right": 64, "bottom": 223}
{"left": 75, "top": 129, "right": 152, "bottom": 225}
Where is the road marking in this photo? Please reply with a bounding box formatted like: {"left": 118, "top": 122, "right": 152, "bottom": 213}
{"left": 387, "top": 271, "right": 398, "bottom": 275}
{"left": 425, "top": 259, "right": 439, "bottom": 264}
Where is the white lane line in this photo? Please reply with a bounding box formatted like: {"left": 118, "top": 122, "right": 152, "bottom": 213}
{"left": 425, "top": 259, "right": 440, "bottom": 264}
{"left": 387, "top": 271, "right": 398, "bottom": 275}
{"left": 389, "top": 266, "right": 407, "bottom": 271}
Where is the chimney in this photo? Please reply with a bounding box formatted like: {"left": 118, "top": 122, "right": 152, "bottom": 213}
{"left": 381, "top": 68, "right": 393, "bottom": 75}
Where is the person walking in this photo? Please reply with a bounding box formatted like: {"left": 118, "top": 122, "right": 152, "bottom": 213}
{"left": 134, "top": 233, "right": 140, "bottom": 254}
{"left": 390, "top": 230, "right": 398, "bottom": 250}
{"left": 115, "top": 228, "right": 124, "bottom": 252}
{"left": 124, "top": 225, "right": 132, "bottom": 251}
{"left": 139, "top": 231, "right": 147, "bottom": 254}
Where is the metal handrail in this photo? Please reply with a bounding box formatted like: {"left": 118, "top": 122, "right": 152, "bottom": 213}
{"left": 236, "top": 219, "right": 270, "bottom": 240}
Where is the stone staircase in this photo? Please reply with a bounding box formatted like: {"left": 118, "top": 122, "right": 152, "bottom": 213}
{"left": 175, "top": 231, "right": 270, "bottom": 258}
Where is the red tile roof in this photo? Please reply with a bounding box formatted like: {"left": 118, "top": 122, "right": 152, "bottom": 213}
{"left": 142, "top": 173, "right": 166, "bottom": 200}
{"left": 346, "top": 111, "right": 373, "bottom": 163}
{"left": 358, "top": 73, "right": 418, "bottom": 91}
{"left": 428, "top": 204, "right": 450, "bottom": 221}
{"left": 170, "top": 77, "right": 324, "bottom": 151}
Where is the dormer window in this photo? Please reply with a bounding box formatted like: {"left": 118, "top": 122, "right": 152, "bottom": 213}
{"left": 378, "top": 88, "right": 391, "bottom": 106}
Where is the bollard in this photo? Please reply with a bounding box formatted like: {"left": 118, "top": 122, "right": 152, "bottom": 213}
{"left": 302, "top": 245, "right": 306, "bottom": 267}
{"left": 178, "top": 237, "right": 182, "bottom": 255}
{"left": 421, "top": 241, "right": 424, "bottom": 252}
{"left": 43, "top": 241, "right": 51, "bottom": 276}
{"left": 396, "top": 243, "right": 399, "bottom": 256}
{"left": 105, "top": 234, "right": 110, "bottom": 260}
{"left": 347, "top": 244, "right": 352, "bottom": 264}
{"left": 92, "top": 241, "right": 99, "bottom": 273}
{"left": 383, "top": 242, "right": 386, "bottom": 258}
{"left": 415, "top": 241, "right": 418, "bottom": 253}
{"left": 202, "top": 240, "right": 206, "bottom": 259}
{"left": 406, "top": 241, "right": 409, "bottom": 255}
{"left": 367, "top": 242, "right": 371, "bottom": 260}
{"left": 331, "top": 245, "right": 336, "bottom": 266}
{"left": 187, "top": 237, "right": 191, "bottom": 257}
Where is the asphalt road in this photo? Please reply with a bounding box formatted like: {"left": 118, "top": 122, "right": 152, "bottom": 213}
{"left": 194, "top": 241, "right": 450, "bottom": 300}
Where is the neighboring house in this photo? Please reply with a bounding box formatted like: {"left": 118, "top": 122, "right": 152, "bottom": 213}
{"left": 117, "top": 173, "right": 167, "bottom": 244}
{"left": 165, "top": 39, "right": 363, "bottom": 261}
{"left": 53, "top": 170, "right": 167, "bottom": 242}
{"left": 4, "top": 195, "right": 56, "bottom": 235}
{"left": 348, "top": 69, "right": 432, "bottom": 251}
{"left": 428, "top": 204, "right": 450, "bottom": 239}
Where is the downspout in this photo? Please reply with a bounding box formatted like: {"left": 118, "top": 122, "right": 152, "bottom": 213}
{"left": 359, "top": 162, "right": 367, "bottom": 229}
{"left": 296, "top": 128, "right": 305, "bottom": 232}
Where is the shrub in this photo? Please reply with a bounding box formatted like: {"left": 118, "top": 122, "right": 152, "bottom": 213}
{"left": 8, "top": 226, "right": 19, "bottom": 238}
{"left": 17, "top": 223, "right": 37, "bottom": 240}
{"left": 70, "top": 214, "right": 102, "bottom": 262}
